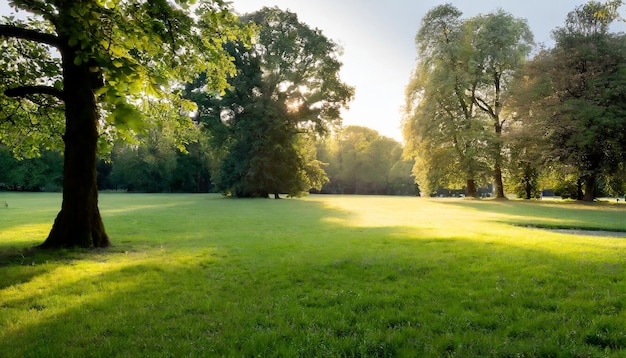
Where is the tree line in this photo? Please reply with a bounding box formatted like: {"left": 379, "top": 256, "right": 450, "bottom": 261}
{"left": 1, "top": 123, "right": 416, "bottom": 196}
{"left": 403, "top": 1, "right": 626, "bottom": 201}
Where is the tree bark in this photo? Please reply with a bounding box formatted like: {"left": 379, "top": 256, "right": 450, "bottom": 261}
{"left": 524, "top": 179, "right": 532, "bottom": 200}
{"left": 39, "top": 46, "right": 109, "bottom": 249}
{"left": 492, "top": 121, "right": 506, "bottom": 199}
{"left": 466, "top": 178, "right": 477, "bottom": 198}
{"left": 583, "top": 175, "right": 596, "bottom": 202}
{"left": 577, "top": 177, "right": 584, "bottom": 201}
{"left": 493, "top": 159, "right": 506, "bottom": 199}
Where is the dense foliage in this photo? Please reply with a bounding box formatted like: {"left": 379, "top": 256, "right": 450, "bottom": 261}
{"left": 498, "top": 1, "right": 626, "bottom": 201}
{"left": 187, "top": 7, "right": 353, "bottom": 198}
{"left": 403, "top": 4, "right": 532, "bottom": 198}
{"left": 405, "top": 1, "right": 626, "bottom": 200}
{"left": 2, "top": 124, "right": 418, "bottom": 196}
{"left": 512, "top": 1, "right": 626, "bottom": 201}
{"left": 317, "top": 126, "right": 417, "bottom": 195}
{"left": 0, "top": 145, "right": 63, "bottom": 191}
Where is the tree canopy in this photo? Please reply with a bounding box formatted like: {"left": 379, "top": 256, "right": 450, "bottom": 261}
{"left": 406, "top": 2, "right": 626, "bottom": 201}
{"left": 511, "top": 1, "right": 626, "bottom": 201}
{"left": 318, "top": 126, "right": 416, "bottom": 195}
{"left": 404, "top": 4, "right": 532, "bottom": 197}
{"left": 188, "top": 7, "right": 353, "bottom": 198}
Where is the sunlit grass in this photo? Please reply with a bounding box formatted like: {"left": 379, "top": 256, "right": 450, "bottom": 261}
{"left": 0, "top": 193, "right": 625, "bottom": 356}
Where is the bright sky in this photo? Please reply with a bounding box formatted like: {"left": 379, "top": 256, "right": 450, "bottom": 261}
{"left": 1, "top": 0, "right": 624, "bottom": 142}
{"left": 231, "top": 0, "right": 625, "bottom": 142}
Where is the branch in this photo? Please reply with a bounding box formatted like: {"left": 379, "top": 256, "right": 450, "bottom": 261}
{"left": 473, "top": 96, "right": 495, "bottom": 118}
{"left": 0, "top": 24, "right": 60, "bottom": 48}
{"left": 5, "top": 85, "right": 65, "bottom": 102}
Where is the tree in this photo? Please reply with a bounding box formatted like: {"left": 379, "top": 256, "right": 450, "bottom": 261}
{"left": 403, "top": 4, "right": 489, "bottom": 197}
{"left": 0, "top": 0, "right": 248, "bottom": 248}
{"left": 317, "top": 126, "right": 415, "bottom": 195}
{"left": 468, "top": 10, "right": 534, "bottom": 198}
{"left": 109, "top": 131, "right": 179, "bottom": 193}
{"left": 513, "top": 1, "right": 626, "bottom": 201}
{"left": 503, "top": 118, "right": 544, "bottom": 200}
{"left": 105, "top": 94, "right": 208, "bottom": 193}
{"left": 334, "top": 126, "right": 380, "bottom": 194}
{"left": 189, "top": 7, "right": 353, "bottom": 198}
{"left": 0, "top": 145, "right": 63, "bottom": 191}
{"left": 550, "top": 1, "right": 626, "bottom": 201}
{"left": 404, "top": 5, "right": 533, "bottom": 199}
{"left": 388, "top": 154, "right": 419, "bottom": 196}
{"left": 170, "top": 141, "right": 214, "bottom": 193}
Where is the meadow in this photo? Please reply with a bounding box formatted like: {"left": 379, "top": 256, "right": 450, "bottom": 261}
{"left": 0, "top": 192, "right": 625, "bottom": 357}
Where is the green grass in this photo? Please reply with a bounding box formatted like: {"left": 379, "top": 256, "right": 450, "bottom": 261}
{"left": 1, "top": 193, "right": 625, "bottom": 357}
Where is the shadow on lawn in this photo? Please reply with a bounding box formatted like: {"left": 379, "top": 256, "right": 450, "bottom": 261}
{"left": 0, "top": 196, "right": 353, "bottom": 288}
{"left": 0, "top": 248, "right": 52, "bottom": 290}
{"left": 0, "top": 245, "right": 108, "bottom": 290}
{"left": 1, "top": 196, "right": 625, "bottom": 356}
{"left": 2, "top": 231, "right": 624, "bottom": 356}
{"left": 437, "top": 199, "right": 626, "bottom": 233}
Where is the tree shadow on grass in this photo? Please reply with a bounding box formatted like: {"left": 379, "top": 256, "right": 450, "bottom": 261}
{"left": 1, "top": 196, "right": 625, "bottom": 356}
{"left": 0, "top": 245, "right": 114, "bottom": 290}
{"left": 1, "top": 229, "right": 624, "bottom": 356}
{"left": 437, "top": 199, "right": 626, "bottom": 233}
{"left": 0, "top": 247, "right": 51, "bottom": 290}
{"left": 0, "top": 194, "right": 219, "bottom": 289}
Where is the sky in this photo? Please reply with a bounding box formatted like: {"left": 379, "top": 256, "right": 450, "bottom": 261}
{"left": 1, "top": 0, "right": 624, "bottom": 142}
{"left": 230, "top": 0, "right": 625, "bottom": 142}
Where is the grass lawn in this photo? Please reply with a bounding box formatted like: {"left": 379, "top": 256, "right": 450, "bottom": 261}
{"left": 0, "top": 193, "right": 625, "bottom": 357}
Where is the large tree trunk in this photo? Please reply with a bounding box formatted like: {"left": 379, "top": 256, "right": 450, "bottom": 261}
{"left": 583, "top": 175, "right": 596, "bottom": 202}
{"left": 524, "top": 179, "right": 532, "bottom": 200}
{"left": 492, "top": 122, "right": 506, "bottom": 199}
{"left": 493, "top": 160, "right": 506, "bottom": 199}
{"left": 466, "top": 178, "right": 477, "bottom": 198}
{"left": 577, "top": 177, "right": 584, "bottom": 201}
{"left": 39, "top": 48, "right": 109, "bottom": 249}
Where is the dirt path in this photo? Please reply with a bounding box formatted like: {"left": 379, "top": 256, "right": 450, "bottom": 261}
{"left": 549, "top": 229, "right": 626, "bottom": 238}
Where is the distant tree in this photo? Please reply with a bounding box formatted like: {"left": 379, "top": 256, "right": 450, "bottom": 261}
{"left": 404, "top": 5, "right": 533, "bottom": 198}
{"left": 601, "top": 164, "right": 626, "bottom": 197}
{"left": 333, "top": 126, "right": 380, "bottom": 194}
{"left": 110, "top": 131, "right": 178, "bottom": 192}
{"left": 0, "top": 0, "right": 248, "bottom": 248}
{"left": 170, "top": 141, "right": 214, "bottom": 193}
{"left": 0, "top": 145, "right": 62, "bottom": 191}
{"left": 388, "top": 155, "right": 420, "bottom": 196}
{"left": 550, "top": 1, "right": 626, "bottom": 201}
{"left": 505, "top": 51, "right": 552, "bottom": 199}
{"left": 189, "top": 7, "right": 353, "bottom": 198}
{"left": 319, "top": 126, "right": 414, "bottom": 195}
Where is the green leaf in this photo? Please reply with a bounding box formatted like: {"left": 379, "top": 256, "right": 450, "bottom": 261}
{"left": 68, "top": 36, "right": 78, "bottom": 47}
